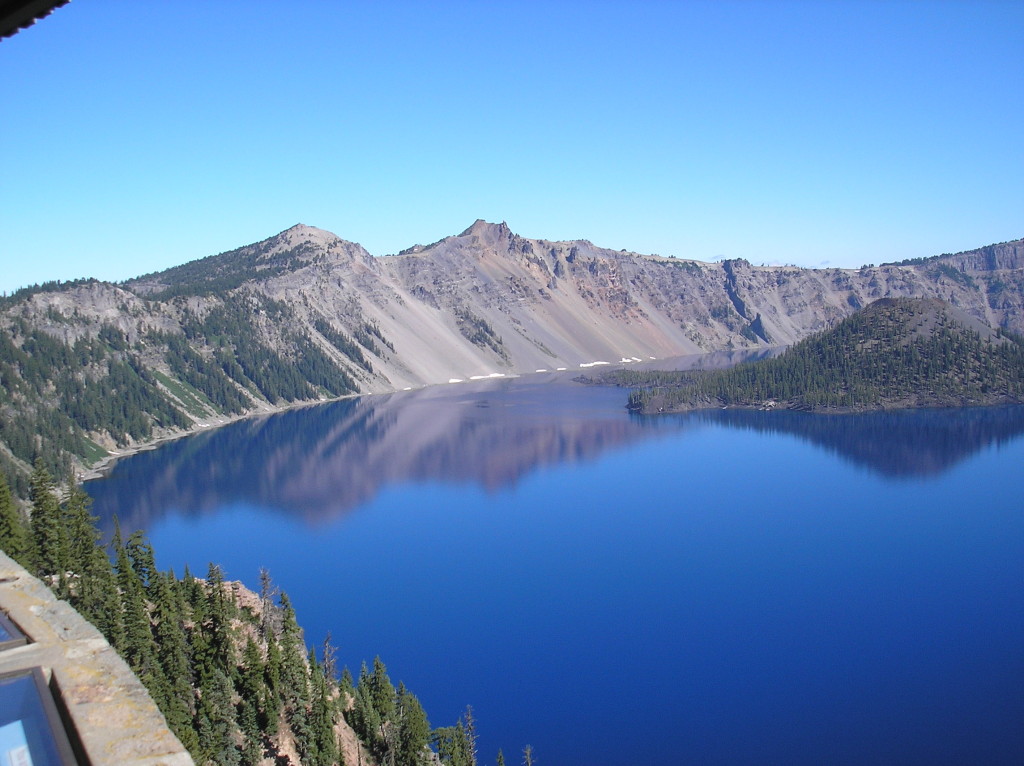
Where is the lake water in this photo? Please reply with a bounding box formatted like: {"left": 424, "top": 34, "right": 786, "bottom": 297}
{"left": 85, "top": 376, "right": 1024, "bottom": 765}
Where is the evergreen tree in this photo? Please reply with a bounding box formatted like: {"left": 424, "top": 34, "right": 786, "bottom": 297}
{"left": 125, "top": 529, "right": 157, "bottom": 592}
{"left": 277, "top": 592, "right": 309, "bottom": 705}
{"left": 29, "top": 459, "right": 68, "bottom": 586}
{"left": 263, "top": 634, "right": 283, "bottom": 736}
{"left": 0, "top": 473, "right": 30, "bottom": 565}
{"left": 150, "top": 569, "right": 198, "bottom": 754}
{"left": 307, "top": 647, "right": 341, "bottom": 766}
{"left": 368, "top": 656, "right": 396, "bottom": 734}
{"left": 364, "top": 656, "right": 398, "bottom": 763}
{"left": 258, "top": 566, "right": 279, "bottom": 639}
{"left": 64, "top": 488, "right": 123, "bottom": 648}
{"left": 339, "top": 665, "right": 355, "bottom": 700}
{"left": 236, "top": 638, "right": 265, "bottom": 765}
{"left": 394, "top": 682, "right": 431, "bottom": 765}
{"left": 196, "top": 667, "right": 241, "bottom": 766}
{"left": 348, "top": 662, "right": 382, "bottom": 755}
{"left": 238, "top": 698, "right": 262, "bottom": 766}
{"left": 61, "top": 484, "right": 98, "bottom": 576}
{"left": 197, "top": 563, "right": 236, "bottom": 685}
{"left": 277, "top": 592, "right": 313, "bottom": 759}
{"left": 113, "top": 521, "right": 167, "bottom": 703}
{"left": 433, "top": 722, "right": 473, "bottom": 766}
{"left": 86, "top": 550, "right": 123, "bottom": 652}
{"left": 238, "top": 637, "right": 266, "bottom": 720}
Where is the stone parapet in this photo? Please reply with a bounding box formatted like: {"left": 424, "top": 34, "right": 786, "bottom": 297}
{"left": 0, "top": 550, "right": 193, "bottom": 766}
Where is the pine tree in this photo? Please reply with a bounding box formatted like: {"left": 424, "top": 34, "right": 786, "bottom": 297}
{"left": 258, "top": 566, "right": 279, "bottom": 639}
{"left": 125, "top": 529, "right": 157, "bottom": 592}
{"left": 150, "top": 569, "right": 198, "bottom": 754}
{"left": 307, "top": 647, "right": 341, "bottom": 766}
{"left": 238, "top": 698, "right": 262, "bottom": 766}
{"left": 182, "top": 563, "right": 206, "bottom": 610}
{"left": 0, "top": 473, "right": 30, "bottom": 565}
{"left": 238, "top": 637, "right": 266, "bottom": 718}
{"left": 368, "top": 656, "right": 396, "bottom": 736}
{"left": 394, "top": 682, "right": 431, "bottom": 765}
{"left": 236, "top": 638, "right": 266, "bottom": 765}
{"left": 83, "top": 539, "right": 123, "bottom": 647}
{"left": 277, "top": 592, "right": 309, "bottom": 702}
{"left": 196, "top": 667, "right": 241, "bottom": 766}
{"left": 112, "top": 522, "right": 167, "bottom": 701}
{"left": 66, "top": 495, "right": 123, "bottom": 649}
{"left": 201, "top": 563, "right": 236, "bottom": 681}
{"left": 340, "top": 666, "right": 355, "bottom": 700}
{"left": 277, "top": 591, "right": 314, "bottom": 760}
{"left": 263, "top": 634, "right": 283, "bottom": 736}
{"left": 349, "top": 662, "right": 383, "bottom": 754}
{"left": 29, "top": 460, "right": 68, "bottom": 587}
{"left": 61, "top": 484, "right": 98, "bottom": 577}
{"left": 432, "top": 722, "right": 472, "bottom": 766}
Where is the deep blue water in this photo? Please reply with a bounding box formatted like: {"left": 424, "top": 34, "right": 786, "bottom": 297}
{"left": 85, "top": 378, "right": 1024, "bottom": 765}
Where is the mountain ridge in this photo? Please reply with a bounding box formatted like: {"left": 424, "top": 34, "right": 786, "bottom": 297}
{"left": 1, "top": 221, "right": 1022, "bottom": 492}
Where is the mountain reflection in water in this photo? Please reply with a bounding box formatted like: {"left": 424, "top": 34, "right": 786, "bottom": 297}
{"left": 695, "top": 405, "right": 1024, "bottom": 478}
{"left": 85, "top": 369, "right": 1024, "bottom": 535}
{"left": 86, "top": 379, "right": 659, "bottom": 533}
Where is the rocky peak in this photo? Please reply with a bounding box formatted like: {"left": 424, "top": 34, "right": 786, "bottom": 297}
{"left": 458, "top": 219, "right": 513, "bottom": 241}
{"left": 271, "top": 223, "right": 345, "bottom": 250}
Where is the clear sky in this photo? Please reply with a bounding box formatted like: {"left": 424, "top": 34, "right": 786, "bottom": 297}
{"left": 1, "top": 0, "right": 1021, "bottom": 294}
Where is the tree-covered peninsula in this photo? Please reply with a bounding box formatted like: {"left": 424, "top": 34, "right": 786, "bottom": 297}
{"left": 608, "top": 298, "right": 1024, "bottom": 414}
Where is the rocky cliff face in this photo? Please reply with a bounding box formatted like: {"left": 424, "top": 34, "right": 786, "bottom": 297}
{"left": 1, "top": 221, "right": 1021, "bottom": 484}
{"left": 934, "top": 240, "right": 1024, "bottom": 272}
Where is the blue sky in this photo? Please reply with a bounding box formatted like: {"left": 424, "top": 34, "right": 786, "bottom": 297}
{"left": 1, "top": 0, "right": 1021, "bottom": 293}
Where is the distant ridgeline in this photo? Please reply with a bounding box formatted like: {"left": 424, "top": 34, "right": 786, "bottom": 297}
{"left": 0, "top": 222, "right": 1021, "bottom": 496}
{"left": 0, "top": 464, "right": 513, "bottom": 766}
{"left": 611, "top": 298, "right": 1024, "bottom": 414}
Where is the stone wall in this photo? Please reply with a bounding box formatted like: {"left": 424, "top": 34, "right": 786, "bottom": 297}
{"left": 0, "top": 550, "right": 193, "bottom": 765}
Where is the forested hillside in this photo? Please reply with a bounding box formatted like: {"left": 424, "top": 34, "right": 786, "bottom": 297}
{"left": 0, "top": 286, "right": 371, "bottom": 498}
{"left": 611, "top": 298, "right": 1024, "bottom": 413}
{"left": 0, "top": 466, "right": 511, "bottom": 766}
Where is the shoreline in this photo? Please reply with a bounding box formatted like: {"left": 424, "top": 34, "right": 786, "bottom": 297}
{"left": 631, "top": 395, "right": 1024, "bottom": 416}
{"left": 78, "top": 393, "right": 359, "bottom": 484}
{"left": 74, "top": 350, "right": 781, "bottom": 484}
{"left": 76, "top": 358, "right": 657, "bottom": 483}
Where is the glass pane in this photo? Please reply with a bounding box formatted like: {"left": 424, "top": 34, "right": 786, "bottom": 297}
{"left": 0, "top": 670, "right": 77, "bottom": 766}
{"left": 0, "top": 611, "right": 27, "bottom": 650}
